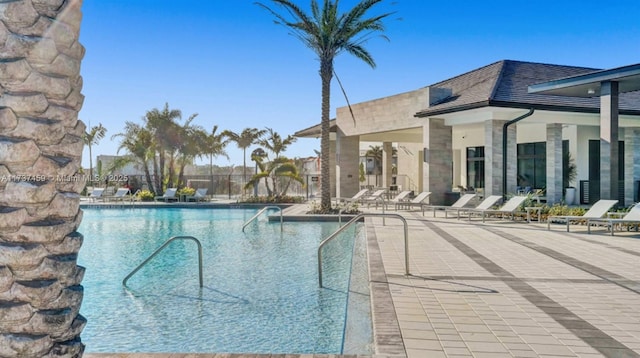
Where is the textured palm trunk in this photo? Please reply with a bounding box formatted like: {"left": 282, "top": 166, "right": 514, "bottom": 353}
{"left": 320, "top": 60, "right": 333, "bottom": 211}
{"left": 0, "top": 0, "right": 86, "bottom": 356}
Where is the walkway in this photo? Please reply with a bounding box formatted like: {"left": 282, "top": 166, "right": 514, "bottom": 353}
{"left": 85, "top": 204, "right": 640, "bottom": 358}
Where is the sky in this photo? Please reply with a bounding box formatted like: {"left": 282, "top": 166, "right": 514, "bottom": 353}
{"left": 78, "top": 0, "right": 640, "bottom": 169}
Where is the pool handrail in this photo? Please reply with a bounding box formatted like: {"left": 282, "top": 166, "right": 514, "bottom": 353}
{"left": 122, "top": 235, "right": 203, "bottom": 288}
{"left": 241, "top": 205, "right": 283, "bottom": 232}
{"left": 317, "top": 213, "right": 409, "bottom": 288}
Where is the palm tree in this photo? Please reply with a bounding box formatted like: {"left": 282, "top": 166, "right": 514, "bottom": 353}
{"left": 175, "top": 119, "right": 206, "bottom": 188}
{"left": 0, "top": 1, "right": 86, "bottom": 355}
{"left": 83, "top": 122, "right": 107, "bottom": 184}
{"left": 112, "top": 122, "right": 157, "bottom": 193}
{"left": 246, "top": 155, "right": 304, "bottom": 197}
{"left": 201, "top": 125, "right": 230, "bottom": 177}
{"left": 222, "top": 127, "right": 267, "bottom": 192}
{"left": 257, "top": 0, "right": 392, "bottom": 211}
{"left": 258, "top": 127, "right": 297, "bottom": 159}
{"left": 144, "top": 103, "right": 184, "bottom": 195}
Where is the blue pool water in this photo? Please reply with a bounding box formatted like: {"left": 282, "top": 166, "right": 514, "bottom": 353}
{"left": 77, "top": 207, "right": 365, "bottom": 354}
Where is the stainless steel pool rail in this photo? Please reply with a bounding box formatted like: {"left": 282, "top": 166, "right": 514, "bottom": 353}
{"left": 317, "top": 213, "right": 409, "bottom": 288}
{"left": 241, "top": 206, "right": 283, "bottom": 232}
{"left": 122, "top": 236, "right": 204, "bottom": 288}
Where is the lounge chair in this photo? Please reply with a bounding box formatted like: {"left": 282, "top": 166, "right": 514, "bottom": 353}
{"left": 361, "top": 189, "right": 387, "bottom": 208}
{"left": 108, "top": 187, "right": 131, "bottom": 202}
{"left": 423, "top": 193, "right": 476, "bottom": 217}
{"left": 88, "top": 187, "right": 105, "bottom": 202}
{"left": 447, "top": 195, "right": 503, "bottom": 219}
{"left": 186, "top": 188, "right": 208, "bottom": 202}
{"left": 466, "top": 195, "right": 528, "bottom": 222}
{"left": 155, "top": 188, "right": 178, "bottom": 202}
{"left": 337, "top": 189, "right": 370, "bottom": 204}
{"left": 385, "top": 190, "right": 412, "bottom": 209}
{"left": 547, "top": 199, "right": 618, "bottom": 232}
{"left": 396, "top": 191, "right": 432, "bottom": 211}
{"left": 586, "top": 203, "right": 640, "bottom": 235}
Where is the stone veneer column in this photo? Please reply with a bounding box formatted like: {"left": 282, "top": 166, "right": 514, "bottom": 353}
{"left": 600, "top": 81, "right": 619, "bottom": 201}
{"left": 546, "top": 124, "right": 563, "bottom": 204}
{"left": 382, "top": 141, "right": 393, "bottom": 189}
{"left": 335, "top": 128, "right": 360, "bottom": 199}
{"left": 422, "top": 119, "right": 452, "bottom": 205}
{"left": 625, "top": 128, "right": 640, "bottom": 206}
{"left": 484, "top": 120, "right": 516, "bottom": 197}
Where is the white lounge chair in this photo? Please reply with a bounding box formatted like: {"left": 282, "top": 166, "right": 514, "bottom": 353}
{"left": 361, "top": 189, "right": 387, "bottom": 208}
{"left": 155, "top": 188, "right": 178, "bottom": 202}
{"left": 88, "top": 187, "right": 105, "bottom": 202}
{"left": 186, "top": 188, "right": 208, "bottom": 202}
{"left": 447, "top": 195, "right": 503, "bottom": 219}
{"left": 109, "top": 187, "right": 131, "bottom": 202}
{"left": 336, "top": 189, "right": 370, "bottom": 204}
{"left": 466, "top": 195, "right": 527, "bottom": 222}
{"left": 547, "top": 199, "right": 618, "bottom": 232}
{"left": 386, "top": 190, "right": 412, "bottom": 209}
{"left": 423, "top": 193, "right": 476, "bottom": 217}
{"left": 586, "top": 202, "right": 640, "bottom": 235}
{"left": 396, "top": 191, "right": 432, "bottom": 211}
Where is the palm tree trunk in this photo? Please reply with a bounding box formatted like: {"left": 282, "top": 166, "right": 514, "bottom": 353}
{"left": 320, "top": 59, "right": 333, "bottom": 211}
{"left": 0, "top": 1, "right": 86, "bottom": 356}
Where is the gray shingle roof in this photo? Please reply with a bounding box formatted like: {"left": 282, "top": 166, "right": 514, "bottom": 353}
{"left": 416, "top": 60, "right": 640, "bottom": 117}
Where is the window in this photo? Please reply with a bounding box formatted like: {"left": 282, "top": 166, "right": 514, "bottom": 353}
{"left": 517, "top": 142, "right": 546, "bottom": 190}
{"left": 466, "top": 146, "right": 484, "bottom": 190}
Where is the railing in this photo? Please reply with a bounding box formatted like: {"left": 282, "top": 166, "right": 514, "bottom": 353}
{"left": 242, "top": 206, "right": 283, "bottom": 232}
{"left": 317, "top": 213, "right": 409, "bottom": 288}
{"left": 122, "top": 236, "right": 203, "bottom": 288}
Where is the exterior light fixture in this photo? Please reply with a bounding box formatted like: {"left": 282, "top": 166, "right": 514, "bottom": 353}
{"left": 587, "top": 88, "right": 596, "bottom": 95}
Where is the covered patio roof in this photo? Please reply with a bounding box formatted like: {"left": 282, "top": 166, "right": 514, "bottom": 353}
{"left": 528, "top": 63, "right": 640, "bottom": 97}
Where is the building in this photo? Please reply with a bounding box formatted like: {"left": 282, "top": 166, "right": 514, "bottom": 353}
{"left": 295, "top": 60, "right": 640, "bottom": 206}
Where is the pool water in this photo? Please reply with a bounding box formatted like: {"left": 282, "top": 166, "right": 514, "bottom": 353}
{"left": 77, "top": 207, "right": 365, "bottom": 354}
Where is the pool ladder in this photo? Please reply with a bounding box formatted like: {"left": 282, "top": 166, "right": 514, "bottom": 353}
{"left": 317, "top": 213, "right": 409, "bottom": 288}
{"left": 242, "top": 206, "right": 283, "bottom": 232}
{"left": 122, "top": 236, "right": 204, "bottom": 288}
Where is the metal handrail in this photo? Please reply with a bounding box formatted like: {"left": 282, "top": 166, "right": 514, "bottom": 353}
{"left": 242, "top": 205, "right": 283, "bottom": 232}
{"left": 122, "top": 236, "right": 203, "bottom": 288}
{"left": 317, "top": 213, "right": 409, "bottom": 288}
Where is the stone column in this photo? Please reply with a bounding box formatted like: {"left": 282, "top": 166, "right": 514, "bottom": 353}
{"left": 600, "top": 81, "right": 619, "bottom": 201}
{"left": 335, "top": 128, "right": 360, "bottom": 198}
{"left": 382, "top": 141, "right": 393, "bottom": 189}
{"left": 484, "top": 120, "right": 516, "bottom": 197}
{"left": 422, "top": 119, "right": 452, "bottom": 204}
{"left": 625, "top": 128, "right": 640, "bottom": 206}
{"left": 546, "top": 123, "right": 563, "bottom": 204}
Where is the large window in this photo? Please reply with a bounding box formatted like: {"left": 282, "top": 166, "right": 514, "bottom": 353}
{"left": 466, "top": 146, "right": 484, "bottom": 190}
{"left": 517, "top": 142, "right": 546, "bottom": 190}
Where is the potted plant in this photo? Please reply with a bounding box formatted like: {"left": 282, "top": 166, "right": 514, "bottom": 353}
{"left": 563, "top": 151, "right": 577, "bottom": 205}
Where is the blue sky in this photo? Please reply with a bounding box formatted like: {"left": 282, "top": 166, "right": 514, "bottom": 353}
{"left": 79, "top": 0, "right": 640, "bottom": 168}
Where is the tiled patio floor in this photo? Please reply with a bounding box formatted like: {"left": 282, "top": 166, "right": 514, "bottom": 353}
{"left": 84, "top": 205, "right": 640, "bottom": 358}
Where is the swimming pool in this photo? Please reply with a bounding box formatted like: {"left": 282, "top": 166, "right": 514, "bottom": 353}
{"left": 77, "top": 207, "right": 369, "bottom": 354}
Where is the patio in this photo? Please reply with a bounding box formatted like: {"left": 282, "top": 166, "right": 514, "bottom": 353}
{"left": 85, "top": 205, "right": 640, "bottom": 358}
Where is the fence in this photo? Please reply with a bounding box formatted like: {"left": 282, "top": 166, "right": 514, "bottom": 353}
{"left": 123, "top": 174, "right": 323, "bottom": 201}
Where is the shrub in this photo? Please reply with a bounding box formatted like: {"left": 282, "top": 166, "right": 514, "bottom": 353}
{"left": 177, "top": 187, "right": 196, "bottom": 197}
{"left": 137, "top": 190, "right": 155, "bottom": 201}
{"left": 242, "top": 195, "right": 305, "bottom": 204}
{"left": 307, "top": 200, "right": 360, "bottom": 214}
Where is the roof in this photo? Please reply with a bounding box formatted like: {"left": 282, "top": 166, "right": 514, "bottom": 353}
{"left": 293, "top": 119, "right": 336, "bottom": 138}
{"left": 415, "top": 60, "right": 640, "bottom": 117}
{"left": 528, "top": 63, "right": 640, "bottom": 97}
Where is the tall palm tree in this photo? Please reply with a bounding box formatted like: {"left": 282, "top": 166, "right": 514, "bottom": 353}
{"left": 222, "top": 127, "right": 266, "bottom": 191}
{"left": 175, "top": 119, "right": 206, "bottom": 188}
{"left": 201, "top": 125, "right": 230, "bottom": 177}
{"left": 0, "top": 1, "right": 86, "bottom": 355}
{"left": 144, "top": 103, "right": 184, "bottom": 195}
{"left": 257, "top": 0, "right": 392, "bottom": 211}
{"left": 258, "top": 127, "right": 297, "bottom": 159}
{"left": 112, "top": 121, "right": 156, "bottom": 192}
{"left": 83, "top": 122, "right": 107, "bottom": 184}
